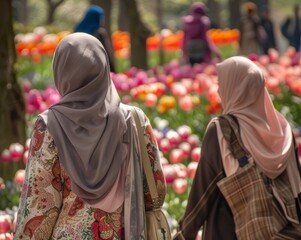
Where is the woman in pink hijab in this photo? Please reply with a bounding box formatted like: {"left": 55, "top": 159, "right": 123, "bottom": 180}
{"left": 174, "top": 56, "right": 301, "bottom": 240}
{"left": 14, "top": 33, "right": 167, "bottom": 239}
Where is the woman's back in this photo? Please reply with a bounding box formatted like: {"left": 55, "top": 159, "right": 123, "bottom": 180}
{"left": 15, "top": 110, "right": 166, "bottom": 239}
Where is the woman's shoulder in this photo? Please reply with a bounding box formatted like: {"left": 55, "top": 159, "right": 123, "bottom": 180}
{"left": 34, "top": 115, "right": 47, "bottom": 132}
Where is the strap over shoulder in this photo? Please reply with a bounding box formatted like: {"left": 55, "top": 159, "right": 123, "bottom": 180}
{"left": 219, "top": 115, "right": 250, "bottom": 167}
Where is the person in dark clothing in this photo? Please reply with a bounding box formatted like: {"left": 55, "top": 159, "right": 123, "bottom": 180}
{"left": 173, "top": 56, "right": 301, "bottom": 240}
{"left": 181, "top": 2, "right": 221, "bottom": 66}
{"left": 281, "top": 4, "right": 301, "bottom": 51}
{"left": 260, "top": 6, "right": 277, "bottom": 54}
{"left": 75, "top": 5, "right": 116, "bottom": 72}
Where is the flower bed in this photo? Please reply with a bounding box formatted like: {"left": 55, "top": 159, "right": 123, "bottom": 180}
{"left": 1, "top": 27, "right": 301, "bottom": 235}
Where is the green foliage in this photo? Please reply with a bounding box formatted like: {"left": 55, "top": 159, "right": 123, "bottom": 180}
{"left": 0, "top": 180, "right": 21, "bottom": 210}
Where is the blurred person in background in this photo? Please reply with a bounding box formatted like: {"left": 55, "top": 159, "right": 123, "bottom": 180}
{"left": 281, "top": 4, "right": 301, "bottom": 51}
{"left": 260, "top": 5, "right": 277, "bottom": 54}
{"left": 75, "top": 5, "right": 116, "bottom": 72}
{"left": 239, "top": 2, "right": 266, "bottom": 56}
{"left": 181, "top": 2, "right": 221, "bottom": 66}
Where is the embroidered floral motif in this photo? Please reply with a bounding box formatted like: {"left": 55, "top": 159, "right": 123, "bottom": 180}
{"left": 15, "top": 115, "right": 166, "bottom": 240}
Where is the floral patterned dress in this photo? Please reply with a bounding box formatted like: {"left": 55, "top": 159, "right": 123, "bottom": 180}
{"left": 14, "top": 114, "right": 166, "bottom": 240}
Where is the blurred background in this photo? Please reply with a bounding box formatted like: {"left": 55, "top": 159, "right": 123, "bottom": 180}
{"left": 1, "top": 1, "right": 301, "bottom": 238}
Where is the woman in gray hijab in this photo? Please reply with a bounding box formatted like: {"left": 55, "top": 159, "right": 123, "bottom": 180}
{"left": 14, "top": 33, "right": 166, "bottom": 240}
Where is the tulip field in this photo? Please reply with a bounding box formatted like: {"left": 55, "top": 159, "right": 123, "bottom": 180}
{"left": 1, "top": 27, "right": 301, "bottom": 238}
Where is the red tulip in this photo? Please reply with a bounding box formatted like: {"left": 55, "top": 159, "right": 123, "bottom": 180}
{"left": 187, "top": 161, "right": 198, "bottom": 178}
{"left": 163, "top": 165, "right": 177, "bottom": 184}
{"left": 0, "top": 233, "right": 13, "bottom": 240}
{"left": 23, "top": 150, "right": 29, "bottom": 165}
{"left": 171, "top": 82, "right": 187, "bottom": 98}
{"left": 166, "top": 130, "right": 180, "bottom": 147}
{"left": 173, "top": 163, "right": 187, "bottom": 179}
{"left": 0, "top": 150, "right": 11, "bottom": 163}
{"left": 159, "top": 138, "right": 171, "bottom": 154}
{"left": 187, "top": 134, "right": 200, "bottom": 149}
{"left": 191, "top": 147, "right": 201, "bottom": 162}
{"left": 25, "top": 138, "right": 31, "bottom": 151}
{"left": 179, "top": 95, "right": 193, "bottom": 111}
{"left": 0, "top": 215, "right": 11, "bottom": 234}
{"left": 14, "top": 169, "right": 25, "bottom": 185}
{"left": 169, "top": 148, "right": 184, "bottom": 164}
{"left": 172, "top": 178, "right": 187, "bottom": 194}
{"left": 9, "top": 143, "right": 24, "bottom": 161}
{"left": 177, "top": 125, "right": 192, "bottom": 141}
{"left": 0, "top": 178, "right": 5, "bottom": 190}
{"left": 144, "top": 93, "right": 157, "bottom": 108}
{"left": 178, "top": 142, "right": 191, "bottom": 158}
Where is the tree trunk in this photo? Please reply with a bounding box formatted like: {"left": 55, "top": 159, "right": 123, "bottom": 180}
{"left": 0, "top": 0, "right": 26, "bottom": 176}
{"left": 123, "top": 0, "right": 151, "bottom": 70}
{"left": 154, "top": 0, "right": 164, "bottom": 65}
{"left": 14, "top": 0, "right": 28, "bottom": 24}
{"left": 90, "top": 0, "right": 112, "bottom": 41}
{"left": 118, "top": 0, "right": 129, "bottom": 31}
{"left": 229, "top": 0, "right": 241, "bottom": 29}
{"left": 46, "top": 0, "right": 65, "bottom": 25}
{"left": 207, "top": 0, "right": 221, "bottom": 28}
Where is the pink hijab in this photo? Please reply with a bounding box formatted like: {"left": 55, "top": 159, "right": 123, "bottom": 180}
{"left": 217, "top": 56, "right": 293, "bottom": 179}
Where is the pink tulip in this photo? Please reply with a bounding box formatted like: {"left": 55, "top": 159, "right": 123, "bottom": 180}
{"left": 258, "top": 55, "right": 270, "bottom": 67}
{"left": 159, "top": 138, "right": 171, "bottom": 154}
{"left": 177, "top": 125, "right": 192, "bottom": 141}
{"left": 163, "top": 165, "right": 177, "bottom": 184}
{"left": 180, "top": 78, "right": 193, "bottom": 93}
{"left": 207, "top": 85, "right": 220, "bottom": 103}
{"left": 135, "top": 71, "right": 148, "bottom": 85}
{"left": 187, "top": 134, "right": 200, "bottom": 149}
{"left": 160, "top": 157, "right": 168, "bottom": 166}
{"left": 191, "top": 147, "right": 201, "bottom": 162}
{"left": 187, "top": 161, "right": 198, "bottom": 178}
{"left": 174, "top": 163, "right": 187, "bottom": 179}
{"left": 0, "top": 178, "right": 5, "bottom": 190}
{"left": 179, "top": 95, "right": 193, "bottom": 111}
{"left": 172, "top": 178, "right": 187, "bottom": 194}
{"left": 268, "top": 49, "right": 279, "bottom": 63}
{"left": 25, "top": 102, "right": 36, "bottom": 114}
{"left": 193, "top": 73, "right": 212, "bottom": 94}
{"left": 171, "top": 82, "right": 187, "bottom": 98}
{"left": 0, "top": 215, "right": 11, "bottom": 234}
{"left": 9, "top": 143, "right": 24, "bottom": 161}
{"left": 144, "top": 93, "right": 157, "bottom": 108}
{"left": 23, "top": 150, "right": 29, "bottom": 165}
{"left": 279, "top": 55, "right": 291, "bottom": 68}
{"left": 166, "top": 130, "right": 180, "bottom": 147}
{"left": 14, "top": 169, "right": 25, "bottom": 185}
{"left": 25, "top": 138, "right": 31, "bottom": 151}
{"left": 0, "top": 233, "right": 13, "bottom": 240}
{"left": 0, "top": 150, "right": 11, "bottom": 163}
{"left": 178, "top": 142, "right": 191, "bottom": 158}
{"left": 169, "top": 148, "right": 184, "bottom": 164}
{"left": 27, "top": 89, "right": 42, "bottom": 110}
{"left": 22, "top": 81, "right": 32, "bottom": 93}
{"left": 46, "top": 93, "right": 61, "bottom": 106}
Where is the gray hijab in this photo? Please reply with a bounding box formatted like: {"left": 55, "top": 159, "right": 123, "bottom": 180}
{"left": 46, "top": 33, "right": 128, "bottom": 204}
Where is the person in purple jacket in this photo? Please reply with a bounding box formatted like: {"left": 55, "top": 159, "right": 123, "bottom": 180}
{"left": 182, "top": 2, "right": 221, "bottom": 66}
